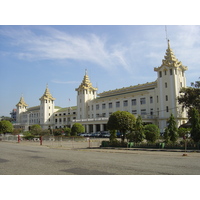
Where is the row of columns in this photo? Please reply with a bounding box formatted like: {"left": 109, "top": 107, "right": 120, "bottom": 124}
{"left": 85, "top": 124, "right": 106, "bottom": 133}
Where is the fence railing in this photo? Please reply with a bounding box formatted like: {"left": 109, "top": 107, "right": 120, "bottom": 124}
{"left": 0, "top": 135, "right": 107, "bottom": 149}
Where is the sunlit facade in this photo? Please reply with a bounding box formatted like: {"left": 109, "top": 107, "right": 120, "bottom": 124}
{"left": 14, "top": 41, "right": 188, "bottom": 133}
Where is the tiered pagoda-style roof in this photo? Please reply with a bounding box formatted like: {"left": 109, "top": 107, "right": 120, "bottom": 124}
{"left": 75, "top": 70, "right": 97, "bottom": 91}
{"left": 39, "top": 85, "right": 55, "bottom": 101}
{"left": 16, "top": 96, "right": 28, "bottom": 107}
{"left": 154, "top": 40, "right": 188, "bottom": 72}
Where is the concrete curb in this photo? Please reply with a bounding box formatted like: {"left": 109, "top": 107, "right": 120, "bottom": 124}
{"left": 94, "top": 147, "right": 200, "bottom": 153}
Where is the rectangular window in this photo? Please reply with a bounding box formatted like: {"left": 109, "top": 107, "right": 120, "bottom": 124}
{"left": 170, "top": 69, "right": 173, "bottom": 75}
{"left": 102, "top": 103, "right": 106, "bottom": 109}
{"left": 141, "top": 109, "right": 146, "bottom": 115}
{"left": 116, "top": 101, "right": 120, "bottom": 108}
{"left": 109, "top": 102, "right": 112, "bottom": 108}
{"left": 132, "top": 99, "right": 136, "bottom": 106}
{"left": 132, "top": 110, "right": 137, "bottom": 115}
{"left": 123, "top": 100, "right": 128, "bottom": 107}
{"left": 140, "top": 98, "right": 146, "bottom": 105}
{"left": 150, "top": 97, "right": 153, "bottom": 104}
{"left": 96, "top": 104, "right": 99, "bottom": 110}
{"left": 159, "top": 71, "right": 162, "bottom": 77}
{"left": 166, "top": 95, "right": 168, "bottom": 101}
{"left": 165, "top": 82, "right": 167, "bottom": 88}
{"left": 166, "top": 106, "right": 169, "bottom": 112}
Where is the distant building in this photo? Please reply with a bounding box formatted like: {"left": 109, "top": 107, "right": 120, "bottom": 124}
{"left": 14, "top": 41, "right": 188, "bottom": 132}
{"left": 10, "top": 109, "right": 17, "bottom": 122}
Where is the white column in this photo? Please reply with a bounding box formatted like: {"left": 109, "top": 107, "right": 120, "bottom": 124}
{"left": 85, "top": 125, "right": 89, "bottom": 133}
{"left": 100, "top": 124, "right": 104, "bottom": 132}
{"left": 93, "top": 124, "right": 96, "bottom": 133}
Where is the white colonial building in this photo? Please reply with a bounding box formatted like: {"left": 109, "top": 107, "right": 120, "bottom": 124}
{"left": 14, "top": 41, "right": 188, "bottom": 133}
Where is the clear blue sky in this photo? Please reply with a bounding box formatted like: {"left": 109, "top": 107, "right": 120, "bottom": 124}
{"left": 0, "top": 25, "right": 200, "bottom": 116}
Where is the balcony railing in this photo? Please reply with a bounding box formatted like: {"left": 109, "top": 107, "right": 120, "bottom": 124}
{"left": 73, "top": 117, "right": 109, "bottom": 123}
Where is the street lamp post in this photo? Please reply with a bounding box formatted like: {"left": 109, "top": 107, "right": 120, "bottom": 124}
{"left": 183, "top": 132, "right": 189, "bottom": 156}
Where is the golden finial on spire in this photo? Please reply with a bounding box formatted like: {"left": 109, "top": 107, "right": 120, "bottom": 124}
{"left": 167, "top": 39, "right": 170, "bottom": 49}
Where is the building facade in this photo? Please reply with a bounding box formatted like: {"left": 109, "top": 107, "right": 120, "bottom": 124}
{"left": 14, "top": 41, "right": 188, "bottom": 133}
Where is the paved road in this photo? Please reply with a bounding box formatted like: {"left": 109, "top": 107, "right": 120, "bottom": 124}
{"left": 1, "top": 142, "right": 200, "bottom": 175}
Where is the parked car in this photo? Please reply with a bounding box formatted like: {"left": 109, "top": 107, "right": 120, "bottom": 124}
{"left": 102, "top": 133, "right": 110, "bottom": 138}
{"left": 99, "top": 131, "right": 110, "bottom": 138}
{"left": 91, "top": 132, "right": 101, "bottom": 137}
{"left": 79, "top": 133, "right": 87, "bottom": 137}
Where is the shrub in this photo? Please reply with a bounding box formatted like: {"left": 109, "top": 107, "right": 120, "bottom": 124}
{"left": 144, "top": 124, "right": 160, "bottom": 143}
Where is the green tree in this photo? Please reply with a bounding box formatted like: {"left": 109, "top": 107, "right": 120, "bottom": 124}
{"left": 0, "top": 120, "right": 13, "bottom": 134}
{"left": 12, "top": 128, "right": 23, "bottom": 135}
{"left": 40, "top": 129, "right": 50, "bottom": 136}
{"left": 0, "top": 116, "right": 13, "bottom": 122}
{"left": 23, "top": 131, "right": 34, "bottom": 140}
{"left": 178, "top": 79, "right": 200, "bottom": 115}
{"left": 63, "top": 127, "right": 71, "bottom": 136}
{"left": 164, "top": 128, "right": 170, "bottom": 143}
{"left": 164, "top": 114, "right": 178, "bottom": 143}
{"left": 71, "top": 123, "right": 85, "bottom": 136}
{"left": 127, "top": 115, "right": 145, "bottom": 143}
{"left": 109, "top": 130, "right": 117, "bottom": 143}
{"left": 30, "top": 124, "right": 42, "bottom": 136}
{"left": 190, "top": 108, "right": 200, "bottom": 142}
{"left": 53, "top": 128, "right": 63, "bottom": 136}
{"left": 178, "top": 127, "right": 191, "bottom": 138}
{"left": 144, "top": 124, "right": 160, "bottom": 143}
{"left": 107, "top": 111, "right": 136, "bottom": 142}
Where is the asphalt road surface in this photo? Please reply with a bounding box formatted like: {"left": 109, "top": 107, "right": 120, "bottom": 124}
{"left": 1, "top": 142, "right": 200, "bottom": 175}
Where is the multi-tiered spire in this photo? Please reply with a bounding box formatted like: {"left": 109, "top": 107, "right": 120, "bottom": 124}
{"left": 16, "top": 96, "right": 28, "bottom": 107}
{"left": 75, "top": 70, "right": 97, "bottom": 91}
{"left": 39, "top": 85, "right": 55, "bottom": 101}
{"left": 155, "top": 40, "right": 188, "bottom": 72}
